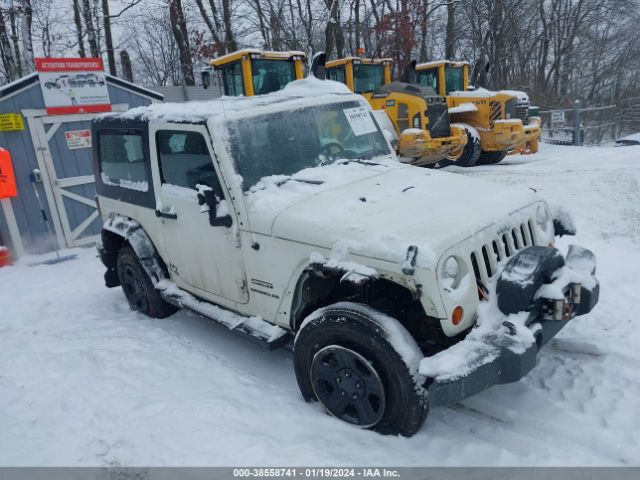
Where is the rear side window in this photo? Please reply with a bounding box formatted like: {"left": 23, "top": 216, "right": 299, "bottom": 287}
{"left": 98, "top": 130, "right": 148, "bottom": 192}
{"left": 157, "top": 130, "right": 224, "bottom": 198}
{"left": 327, "top": 66, "right": 346, "bottom": 85}
{"left": 221, "top": 61, "right": 244, "bottom": 96}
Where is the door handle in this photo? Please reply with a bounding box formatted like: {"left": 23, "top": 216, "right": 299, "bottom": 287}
{"left": 155, "top": 209, "right": 177, "bottom": 220}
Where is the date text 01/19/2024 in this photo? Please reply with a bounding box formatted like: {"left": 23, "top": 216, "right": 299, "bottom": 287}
{"left": 232, "top": 468, "right": 401, "bottom": 478}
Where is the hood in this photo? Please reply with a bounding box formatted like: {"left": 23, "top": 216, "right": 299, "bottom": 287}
{"left": 245, "top": 161, "right": 540, "bottom": 268}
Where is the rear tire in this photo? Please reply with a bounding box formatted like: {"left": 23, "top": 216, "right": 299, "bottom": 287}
{"left": 438, "top": 126, "right": 481, "bottom": 168}
{"left": 294, "top": 302, "right": 429, "bottom": 436}
{"left": 478, "top": 150, "right": 507, "bottom": 165}
{"left": 117, "top": 246, "right": 177, "bottom": 319}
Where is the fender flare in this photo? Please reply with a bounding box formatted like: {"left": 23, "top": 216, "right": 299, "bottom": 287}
{"left": 101, "top": 215, "right": 168, "bottom": 286}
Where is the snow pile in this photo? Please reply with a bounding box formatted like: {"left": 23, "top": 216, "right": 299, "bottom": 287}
{"left": 549, "top": 203, "right": 577, "bottom": 235}
{"left": 448, "top": 103, "right": 478, "bottom": 114}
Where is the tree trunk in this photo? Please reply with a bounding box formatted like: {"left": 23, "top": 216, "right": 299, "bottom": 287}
{"left": 73, "top": 0, "right": 86, "bottom": 57}
{"left": 221, "top": 0, "right": 236, "bottom": 52}
{"left": 445, "top": 1, "right": 455, "bottom": 59}
{"left": 20, "top": 0, "right": 34, "bottom": 73}
{"left": 195, "top": 0, "right": 222, "bottom": 49}
{"left": 169, "top": 0, "right": 195, "bottom": 86}
{"left": 81, "top": 0, "right": 99, "bottom": 57}
{"left": 120, "top": 50, "right": 133, "bottom": 82}
{"left": 0, "top": 9, "right": 17, "bottom": 81}
{"left": 102, "top": 0, "right": 117, "bottom": 75}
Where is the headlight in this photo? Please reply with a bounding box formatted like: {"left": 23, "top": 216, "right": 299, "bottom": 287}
{"left": 441, "top": 256, "right": 461, "bottom": 289}
{"left": 536, "top": 204, "right": 550, "bottom": 230}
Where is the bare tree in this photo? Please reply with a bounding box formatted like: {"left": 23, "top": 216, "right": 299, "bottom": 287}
{"left": 169, "top": 0, "right": 195, "bottom": 85}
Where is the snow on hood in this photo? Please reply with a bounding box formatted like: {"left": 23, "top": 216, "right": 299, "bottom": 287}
{"left": 244, "top": 160, "right": 540, "bottom": 267}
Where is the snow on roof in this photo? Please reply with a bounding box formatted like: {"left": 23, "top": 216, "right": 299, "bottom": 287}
{"left": 108, "top": 77, "right": 354, "bottom": 124}
{"left": 416, "top": 60, "right": 469, "bottom": 70}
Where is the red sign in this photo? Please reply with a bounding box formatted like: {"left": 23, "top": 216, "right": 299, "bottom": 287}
{"left": 0, "top": 148, "right": 17, "bottom": 198}
{"left": 35, "top": 57, "right": 111, "bottom": 115}
{"left": 35, "top": 58, "right": 105, "bottom": 72}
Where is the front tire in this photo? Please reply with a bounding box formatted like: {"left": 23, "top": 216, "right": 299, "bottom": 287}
{"left": 294, "top": 302, "right": 429, "bottom": 436}
{"left": 117, "top": 246, "right": 177, "bottom": 319}
{"left": 438, "top": 125, "right": 481, "bottom": 168}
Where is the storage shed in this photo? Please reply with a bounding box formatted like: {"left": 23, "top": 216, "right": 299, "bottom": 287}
{"left": 0, "top": 73, "right": 162, "bottom": 257}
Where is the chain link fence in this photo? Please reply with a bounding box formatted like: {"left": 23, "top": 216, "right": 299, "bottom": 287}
{"left": 538, "top": 103, "right": 617, "bottom": 146}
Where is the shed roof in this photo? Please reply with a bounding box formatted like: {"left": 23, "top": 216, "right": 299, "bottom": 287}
{"left": 0, "top": 72, "right": 163, "bottom": 103}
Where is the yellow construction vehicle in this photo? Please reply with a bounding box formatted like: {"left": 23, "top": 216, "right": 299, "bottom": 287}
{"left": 325, "top": 57, "right": 468, "bottom": 166}
{"left": 209, "top": 49, "right": 306, "bottom": 96}
{"left": 411, "top": 60, "right": 541, "bottom": 165}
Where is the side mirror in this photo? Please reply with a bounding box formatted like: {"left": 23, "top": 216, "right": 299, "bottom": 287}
{"left": 201, "top": 70, "right": 211, "bottom": 89}
{"left": 196, "top": 184, "right": 232, "bottom": 228}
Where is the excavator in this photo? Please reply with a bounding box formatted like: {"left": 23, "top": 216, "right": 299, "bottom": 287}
{"left": 207, "top": 49, "right": 467, "bottom": 167}
{"left": 411, "top": 60, "right": 541, "bottom": 165}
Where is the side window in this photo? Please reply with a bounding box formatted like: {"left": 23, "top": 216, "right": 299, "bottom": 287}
{"left": 156, "top": 130, "right": 224, "bottom": 199}
{"left": 99, "top": 130, "right": 148, "bottom": 192}
{"left": 397, "top": 103, "right": 410, "bottom": 131}
{"left": 221, "top": 61, "right": 244, "bottom": 96}
{"left": 327, "top": 66, "right": 346, "bottom": 85}
{"left": 417, "top": 69, "right": 439, "bottom": 92}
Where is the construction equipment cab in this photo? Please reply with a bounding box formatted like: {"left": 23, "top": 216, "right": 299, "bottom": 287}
{"left": 326, "top": 57, "right": 467, "bottom": 167}
{"left": 210, "top": 49, "right": 306, "bottom": 96}
{"left": 413, "top": 60, "right": 541, "bottom": 166}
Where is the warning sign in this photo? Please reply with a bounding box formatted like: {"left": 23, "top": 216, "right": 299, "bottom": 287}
{"left": 35, "top": 57, "right": 111, "bottom": 115}
{"left": 0, "top": 148, "right": 17, "bottom": 198}
{"left": 0, "top": 113, "right": 24, "bottom": 132}
{"left": 64, "top": 129, "right": 92, "bottom": 149}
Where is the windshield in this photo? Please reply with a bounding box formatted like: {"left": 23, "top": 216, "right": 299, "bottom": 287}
{"left": 444, "top": 66, "right": 464, "bottom": 93}
{"left": 228, "top": 101, "right": 392, "bottom": 191}
{"left": 252, "top": 59, "right": 296, "bottom": 95}
{"left": 353, "top": 64, "right": 385, "bottom": 93}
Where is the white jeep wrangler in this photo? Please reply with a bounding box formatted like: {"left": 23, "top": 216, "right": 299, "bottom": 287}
{"left": 92, "top": 78, "right": 599, "bottom": 436}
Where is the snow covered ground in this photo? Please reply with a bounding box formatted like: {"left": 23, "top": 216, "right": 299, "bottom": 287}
{"left": 1, "top": 143, "right": 639, "bottom": 466}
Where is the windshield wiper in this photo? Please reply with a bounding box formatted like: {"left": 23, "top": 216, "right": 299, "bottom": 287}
{"left": 274, "top": 177, "right": 324, "bottom": 187}
{"left": 337, "top": 158, "right": 386, "bottom": 167}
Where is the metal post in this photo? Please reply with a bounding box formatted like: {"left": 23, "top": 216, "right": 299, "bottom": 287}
{"left": 573, "top": 100, "right": 581, "bottom": 146}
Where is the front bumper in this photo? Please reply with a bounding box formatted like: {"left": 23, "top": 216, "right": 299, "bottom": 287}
{"left": 493, "top": 117, "right": 541, "bottom": 155}
{"left": 399, "top": 124, "right": 468, "bottom": 165}
{"left": 423, "top": 245, "right": 599, "bottom": 407}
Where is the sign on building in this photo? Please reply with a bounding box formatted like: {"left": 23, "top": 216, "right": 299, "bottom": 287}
{"left": 64, "top": 130, "right": 92, "bottom": 149}
{"left": 35, "top": 58, "right": 111, "bottom": 115}
{"left": 0, "top": 113, "right": 24, "bottom": 131}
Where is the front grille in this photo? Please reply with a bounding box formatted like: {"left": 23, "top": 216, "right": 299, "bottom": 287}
{"left": 425, "top": 97, "right": 451, "bottom": 138}
{"left": 489, "top": 100, "right": 502, "bottom": 127}
{"left": 505, "top": 98, "right": 517, "bottom": 120}
{"left": 470, "top": 219, "right": 537, "bottom": 289}
{"left": 515, "top": 105, "right": 529, "bottom": 122}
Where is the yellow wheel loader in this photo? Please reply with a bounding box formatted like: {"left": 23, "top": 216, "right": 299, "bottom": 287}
{"left": 209, "top": 49, "right": 306, "bottom": 96}
{"left": 325, "top": 57, "right": 468, "bottom": 166}
{"left": 412, "top": 60, "right": 541, "bottom": 166}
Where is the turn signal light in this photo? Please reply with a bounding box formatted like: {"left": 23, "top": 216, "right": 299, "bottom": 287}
{"left": 452, "top": 306, "right": 464, "bottom": 325}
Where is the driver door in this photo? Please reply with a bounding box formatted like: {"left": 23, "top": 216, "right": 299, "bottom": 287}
{"left": 150, "top": 124, "right": 248, "bottom": 304}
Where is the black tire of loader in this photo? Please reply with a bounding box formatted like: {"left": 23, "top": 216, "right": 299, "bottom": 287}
{"left": 439, "top": 128, "right": 481, "bottom": 168}
{"left": 477, "top": 150, "right": 508, "bottom": 165}
{"left": 294, "top": 304, "right": 429, "bottom": 437}
{"left": 117, "top": 246, "right": 178, "bottom": 319}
